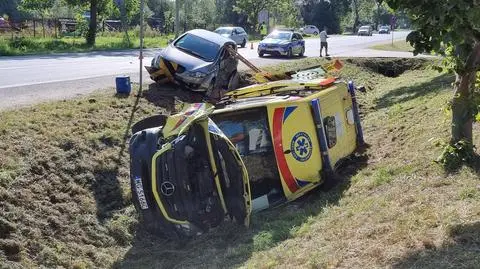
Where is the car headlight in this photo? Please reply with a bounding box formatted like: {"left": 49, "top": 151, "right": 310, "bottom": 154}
{"left": 188, "top": 71, "right": 207, "bottom": 78}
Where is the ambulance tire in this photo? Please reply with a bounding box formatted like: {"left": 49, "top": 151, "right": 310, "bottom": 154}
{"left": 131, "top": 115, "right": 167, "bottom": 134}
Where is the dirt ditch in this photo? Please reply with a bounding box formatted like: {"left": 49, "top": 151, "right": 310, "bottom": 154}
{"left": 344, "top": 57, "right": 431, "bottom": 77}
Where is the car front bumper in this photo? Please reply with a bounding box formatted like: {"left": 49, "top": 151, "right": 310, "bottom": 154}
{"left": 258, "top": 45, "right": 290, "bottom": 55}
{"left": 146, "top": 56, "right": 215, "bottom": 92}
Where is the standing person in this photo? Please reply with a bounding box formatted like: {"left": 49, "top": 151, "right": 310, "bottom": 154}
{"left": 320, "top": 26, "right": 330, "bottom": 57}
{"left": 260, "top": 22, "right": 267, "bottom": 39}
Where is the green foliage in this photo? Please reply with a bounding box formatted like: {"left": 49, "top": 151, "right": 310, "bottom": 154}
{"left": 302, "top": 0, "right": 354, "bottom": 34}
{"left": 19, "top": 0, "right": 55, "bottom": 18}
{"left": 436, "top": 140, "right": 475, "bottom": 172}
{"left": 74, "top": 12, "right": 89, "bottom": 37}
{"left": 271, "top": 0, "right": 302, "bottom": 28}
{"left": 234, "top": 0, "right": 273, "bottom": 31}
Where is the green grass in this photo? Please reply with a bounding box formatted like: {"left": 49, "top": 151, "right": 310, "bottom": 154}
{"left": 370, "top": 40, "right": 414, "bottom": 52}
{"left": 0, "top": 33, "right": 173, "bottom": 56}
{"left": 1, "top": 58, "right": 480, "bottom": 268}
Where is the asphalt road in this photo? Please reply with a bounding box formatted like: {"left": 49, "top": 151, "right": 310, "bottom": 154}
{"left": 0, "top": 31, "right": 414, "bottom": 110}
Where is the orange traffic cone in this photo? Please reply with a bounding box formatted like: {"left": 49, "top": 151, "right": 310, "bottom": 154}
{"left": 250, "top": 42, "right": 254, "bottom": 50}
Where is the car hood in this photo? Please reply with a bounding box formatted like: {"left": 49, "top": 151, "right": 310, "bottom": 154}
{"left": 156, "top": 45, "right": 214, "bottom": 71}
{"left": 260, "top": 38, "right": 291, "bottom": 45}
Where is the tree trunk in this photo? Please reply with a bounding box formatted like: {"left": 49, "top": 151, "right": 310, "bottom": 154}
{"left": 352, "top": 0, "right": 359, "bottom": 33}
{"left": 451, "top": 71, "right": 475, "bottom": 145}
{"left": 87, "top": 0, "right": 98, "bottom": 46}
{"left": 42, "top": 17, "right": 45, "bottom": 38}
{"left": 451, "top": 43, "right": 480, "bottom": 146}
{"left": 376, "top": 2, "right": 380, "bottom": 30}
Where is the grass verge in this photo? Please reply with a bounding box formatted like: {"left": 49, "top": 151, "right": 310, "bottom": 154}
{"left": 370, "top": 40, "right": 414, "bottom": 52}
{"left": 1, "top": 57, "right": 479, "bottom": 268}
{"left": 0, "top": 34, "right": 173, "bottom": 56}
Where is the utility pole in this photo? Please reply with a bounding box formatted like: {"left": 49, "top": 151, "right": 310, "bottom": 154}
{"left": 139, "top": 0, "right": 145, "bottom": 93}
{"left": 175, "top": 0, "right": 180, "bottom": 38}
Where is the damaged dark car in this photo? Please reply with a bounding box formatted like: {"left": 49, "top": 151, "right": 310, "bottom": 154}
{"left": 146, "top": 29, "right": 240, "bottom": 95}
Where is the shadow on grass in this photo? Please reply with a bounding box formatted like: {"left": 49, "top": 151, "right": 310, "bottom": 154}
{"left": 441, "top": 153, "right": 480, "bottom": 176}
{"left": 91, "top": 168, "right": 124, "bottom": 221}
{"left": 114, "top": 149, "right": 369, "bottom": 268}
{"left": 90, "top": 87, "right": 145, "bottom": 222}
{"left": 375, "top": 73, "right": 455, "bottom": 109}
{"left": 392, "top": 222, "right": 480, "bottom": 269}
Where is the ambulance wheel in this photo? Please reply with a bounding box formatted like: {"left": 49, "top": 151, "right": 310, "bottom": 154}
{"left": 131, "top": 115, "right": 167, "bottom": 134}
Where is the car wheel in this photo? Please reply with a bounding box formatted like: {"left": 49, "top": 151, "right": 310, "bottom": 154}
{"left": 227, "top": 71, "right": 240, "bottom": 92}
{"left": 241, "top": 39, "right": 246, "bottom": 48}
{"left": 313, "top": 31, "right": 318, "bottom": 35}
{"left": 258, "top": 51, "right": 264, "bottom": 57}
{"left": 205, "top": 79, "right": 216, "bottom": 98}
{"left": 287, "top": 48, "right": 293, "bottom": 58}
{"left": 299, "top": 46, "right": 305, "bottom": 57}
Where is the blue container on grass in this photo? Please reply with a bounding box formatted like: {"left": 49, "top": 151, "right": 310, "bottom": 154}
{"left": 116, "top": 75, "right": 131, "bottom": 95}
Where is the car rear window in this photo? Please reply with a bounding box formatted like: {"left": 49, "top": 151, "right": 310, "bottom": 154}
{"left": 174, "top": 33, "right": 221, "bottom": 62}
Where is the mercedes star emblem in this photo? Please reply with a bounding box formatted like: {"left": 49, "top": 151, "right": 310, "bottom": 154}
{"left": 160, "top": 181, "right": 175, "bottom": 196}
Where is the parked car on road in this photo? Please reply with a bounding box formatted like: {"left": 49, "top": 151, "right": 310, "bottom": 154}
{"left": 257, "top": 30, "right": 305, "bottom": 58}
{"left": 357, "top": 25, "right": 373, "bottom": 36}
{"left": 129, "top": 66, "right": 366, "bottom": 239}
{"left": 214, "top": 26, "right": 248, "bottom": 48}
{"left": 299, "top": 25, "right": 320, "bottom": 35}
{"left": 0, "top": 18, "right": 11, "bottom": 32}
{"left": 146, "top": 29, "right": 239, "bottom": 94}
{"left": 378, "top": 25, "right": 390, "bottom": 34}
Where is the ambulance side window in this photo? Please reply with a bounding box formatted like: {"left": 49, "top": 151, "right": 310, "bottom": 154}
{"left": 324, "top": 116, "right": 337, "bottom": 148}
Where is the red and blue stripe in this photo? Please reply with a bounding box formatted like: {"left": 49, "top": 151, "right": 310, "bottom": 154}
{"left": 272, "top": 106, "right": 310, "bottom": 193}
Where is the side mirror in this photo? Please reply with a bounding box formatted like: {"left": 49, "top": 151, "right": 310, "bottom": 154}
{"left": 168, "top": 39, "right": 173, "bottom": 44}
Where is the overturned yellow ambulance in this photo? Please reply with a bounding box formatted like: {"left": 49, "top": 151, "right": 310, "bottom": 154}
{"left": 129, "top": 66, "right": 365, "bottom": 239}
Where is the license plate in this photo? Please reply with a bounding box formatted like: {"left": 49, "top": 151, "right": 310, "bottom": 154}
{"left": 134, "top": 177, "right": 149, "bottom": 210}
